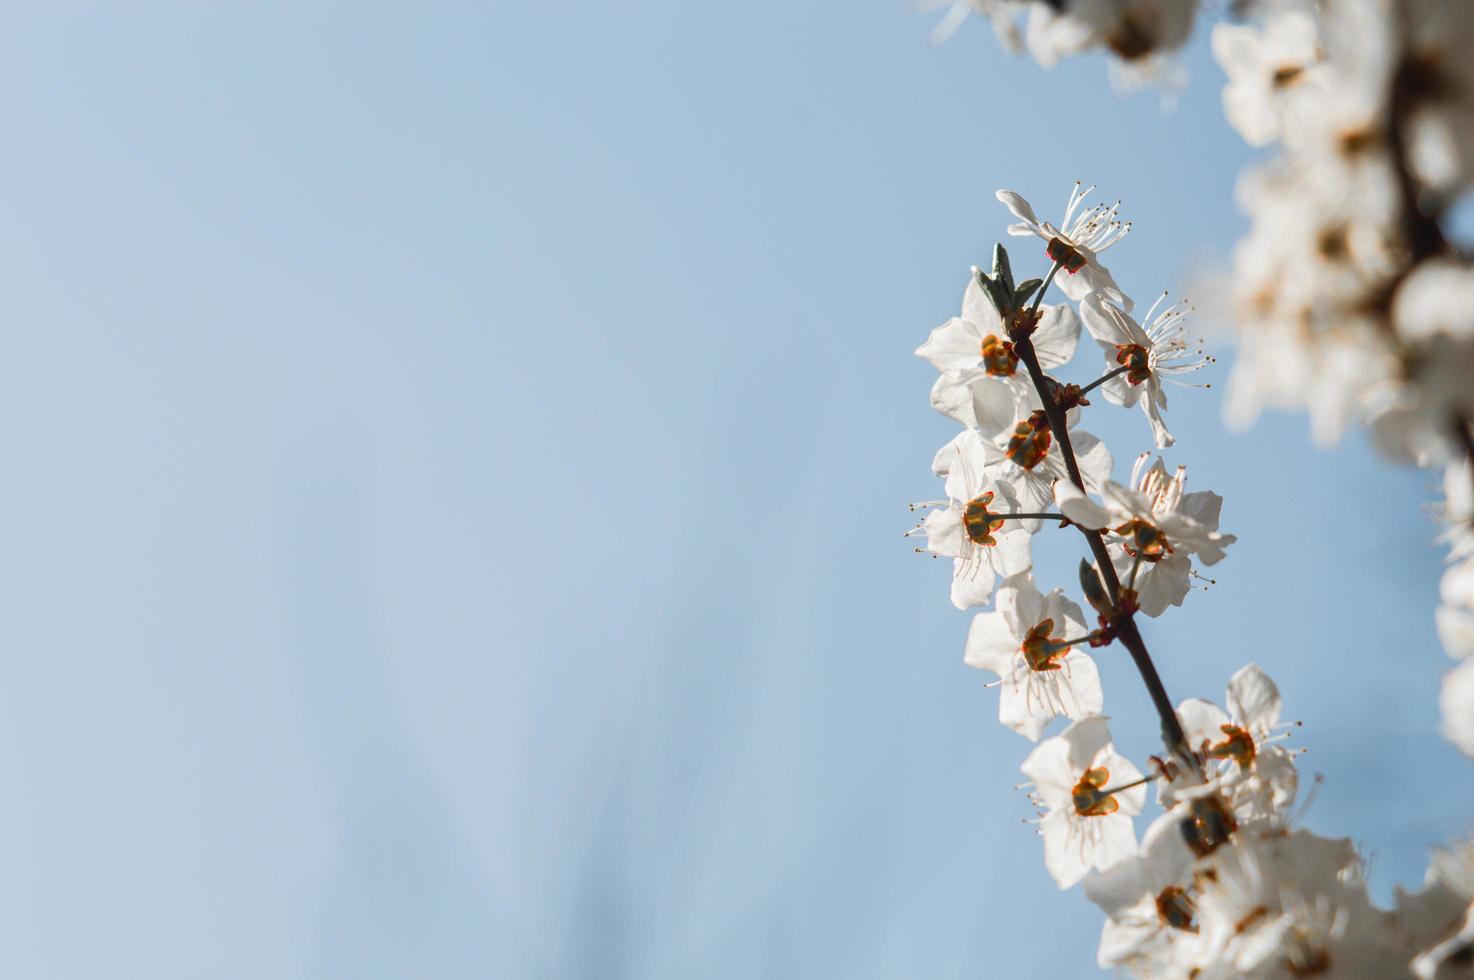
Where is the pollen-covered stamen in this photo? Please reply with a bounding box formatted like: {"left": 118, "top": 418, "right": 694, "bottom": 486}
{"left": 979, "top": 333, "right": 1020, "bottom": 377}
{"left": 1139, "top": 291, "right": 1214, "bottom": 386}
{"left": 1116, "top": 519, "right": 1172, "bottom": 562}
{"left": 1115, "top": 343, "right": 1151, "bottom": 385}
{"left": 1071, "top": 767, "right": 1120, "bottom": 817}
{"left": 1020, "top": 617, "right": 1069, "bottom": 672}
{"left": 1046, "top": 236, "right": 1087, "bottom": 273}
{"left": 1154, "top": 886, "right": 1198, "bottom": 933}
{"left": 1058, "top": 182, "right": 1131, "bottom": 256}
{"left": 1005, "top": 410, "right": 1053, "bottom": 470}
{"left": 1208, "top": 724, "right": 1257, "bottom": 771}
{"left": 961, "top": 491, "right": 1006, "bottom": 546}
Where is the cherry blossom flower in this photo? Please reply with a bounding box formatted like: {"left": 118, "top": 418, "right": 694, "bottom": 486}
{"left": 916, "top": 269, "right": 1081, "bottom": 427}
{"left": 1211, "top": 9, "right": 1325, "bottom": 148}
{"left": 1189, "top": 829, "right": 1402, "bottom": 978}
{"left": 1024, "top": 0, "right": 1192, "bottom": 83}
{"left": 1079, "top": 292, "right": 1213, "bottom": 449}
{"left": 935, "top": 388, "right": 1113, "bottom": 516}
{"left": 1054, "top": 454, "right": 1234, "bottom": 617}
{"left": 1172, "top": 664, "right": 1299, "bottom": 823}
{"left": 965, "top": 570, "right": 1102, "bottom": 740}
{"left": 909, "top": 438, "right": 1033, "bottom": 609}
{"left": 1022, "top": 715, "right": 1147, "bottom": 889}
{"left": 996, "top": 183, "right": 1133, "bottom": 310}
{"left": 1082, "top": 811, "right": 1201, "bottom": 973}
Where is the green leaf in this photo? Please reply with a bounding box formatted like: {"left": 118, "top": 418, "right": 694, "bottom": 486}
{"left": 976, "top": 267, "right": 1014, "bottom": 318}
{"left": 1013, "top": 278, "right": 1043, "bottom": 308}
{"left": 991, "top": 243, "right": 1015, "bottom": 295}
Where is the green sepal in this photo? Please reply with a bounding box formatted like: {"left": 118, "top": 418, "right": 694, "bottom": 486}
{"left": 1013, "top": 278, "right": 1043, "bottom": 309}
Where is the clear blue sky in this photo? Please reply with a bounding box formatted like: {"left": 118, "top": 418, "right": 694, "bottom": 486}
{"left": 0, "top": 3, "right": 1462, "bottom": 977}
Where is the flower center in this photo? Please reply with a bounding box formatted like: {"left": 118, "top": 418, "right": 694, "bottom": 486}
{"left": 979, "top": 333, "right": 1019, "bottom": 377}
{"left": 1183, "top": 794, "right": 1238, "bottom": 857}
{"left": 1154, "top": 886, "right": 1197, "bottom": 933}
{"left": 1071, "top": 767, "right": 1119, "bottom": 817}
{"left": 1020, "top": 617, "right": 1067, "bottom": 671}
{"left": 1115, "top": 519, "right": 1171, "bottom": 562}
{"left": 1271, "top": 64, "right": 1305, "bottom": 88}
{"left": 1114, "top": 343, "right": 1151, "bottom": 385}
{"left": 1286, "top": 939, "right": 1332, "bottom": 977}
{"left": 1005, "top": 411, "right": 1052, "bottom": 470}
{"left": 1207, "top": 724, "right": 1257, "bottom": 771}
{"left": 1046, "top": 236, "right": 1087, "bottom": 273}
{"left": 961, "top": 491, "right": 1005, "bottom": 546}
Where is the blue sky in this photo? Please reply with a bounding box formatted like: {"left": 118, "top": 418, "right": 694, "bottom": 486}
{"left": 0, "top": 2, "right": 1464, "bottom": 977}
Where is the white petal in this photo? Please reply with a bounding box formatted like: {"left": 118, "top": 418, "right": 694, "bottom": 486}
{"left": 964, "top": 611, "right": 1021, "bottom": 676}
{"left": 988, "top": 525, "right": 1034, "bottom": 577}
{"left": 1127, "top": 554, "right": 1192, "bottom": 617}
{"left": 1093, "top": 814, "right": 1140, "bottom": 875}
{"left": 999, "top": 570, "right": 1046, "bottom": 635}
{"left": 922, "top": 507, "right": 963, "bottom": 557}
{"left": 1079, "top": 293, "right": 1138, "bottom": 346}
{"left": 915, "top": 316, "right": 983, "bottom": 375}
{"left": 1032, "top": 304, "right": 1082, "bottom": 369}
{"left": 1140, "top": 382, "right": 1175, "bottom": 449}
{"left": 950, "top": 556, "right": 998, "bottom": 610}
{"left": 1176, "top": 698, "right": 1230, "bottom": 749}
{"left": 1069, "top": 430, "right": 1115, "bottom": 493}
{"left": 1061, "top": 714, "right": 1114, "bottom": 772}
{"left": 1227, "top": 663, "right": 1283, "bottom": 732}
{"left": 1055, "top": 480, "right": 1113, "bottom": 530}
{"left": 960, "top": 274, "right": 1006, "bottom": 332}
{"left": 995, "top": 189, "right": 1043, "bottom": 234}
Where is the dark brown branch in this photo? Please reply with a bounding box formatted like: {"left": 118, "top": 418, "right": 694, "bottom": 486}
{"left": 1011, "top": 320, "right": 1191, "bottom": 759}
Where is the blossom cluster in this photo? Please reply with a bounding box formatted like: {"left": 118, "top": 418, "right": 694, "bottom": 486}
{"left": 1207, "top": 1, "right": 1474, "bottom": 776}
{"left": 912, "top": 184, "right": 1474, "bottom": 974}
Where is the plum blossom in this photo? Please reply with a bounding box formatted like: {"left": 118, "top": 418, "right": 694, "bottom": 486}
{"left": 1079, "top": 291, "right": 1213, "bottom": 449}
{"left": 915, "top": 269, "right": 1081, "bottom": 427}
{"left": 934, "top": 389, "right": 1113, "bottom": 517}
{"left": 909, "top": 438, "right": 1033, "bottom": 609}
{"left": 1211, "top": 9, "right": 1325, "bottom": 148}
{"left": 1022, "top": 715, "right": 1147, "bottom": 889}
{"left": 965, "top": 570, "right": 1102, "bottom": 740}
{"left": 1189, "top": 829, "right": 1402, "bottom": 978}
{"left": 1172, "top": 664, "right": 1298, "bottom": 823}
{"left": 996, "top": 183, "right": 1133, "bottom": 310}
{"left": 1024, "top": 0, "right": 1193, "bottom": 94}
{"left": 1082, "top": 811, "right": 1201, "bottom": 973}
{"left": 1054, "top": 453, "right": 1234, "bottom": 617}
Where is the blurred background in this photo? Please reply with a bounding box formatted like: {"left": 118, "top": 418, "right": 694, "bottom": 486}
{"left": 0, "top": 2, "right": 1465, "bottom": 976}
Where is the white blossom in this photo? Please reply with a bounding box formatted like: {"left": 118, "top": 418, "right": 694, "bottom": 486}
{"left": 965, "top": 570, "right": 1102, "bottom": 740}
{"left": 1022, "top": 715, "right": 1147, "bottom": 889}
{"left": 1079, "top": 291, "right": 1212, "bottom": 449}
{"left": 996, "top": 183, "right": 1133, "bottom": 310}
{"left": 1054, "top": 453, "right": 1234, "bottom": 617}
{"left": 909, "top": 437, "right": 1033, "bottom": 609}
{"left": 1172, "top": 664, "right": 1299, "bottom": 823}
{"left": 1211, "top": 9, "right": 1325, "bottom": 148}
